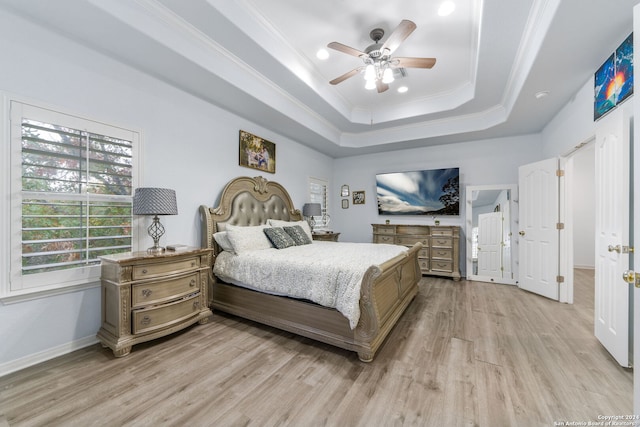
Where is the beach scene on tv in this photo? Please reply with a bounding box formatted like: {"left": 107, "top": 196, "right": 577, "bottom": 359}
{"left": 376, "top": 168, "right": 459, "bottom": 215}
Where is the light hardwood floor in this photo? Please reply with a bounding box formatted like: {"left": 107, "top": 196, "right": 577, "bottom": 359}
{"left": 0, "top": 269, "right": 632, "bottom": 426}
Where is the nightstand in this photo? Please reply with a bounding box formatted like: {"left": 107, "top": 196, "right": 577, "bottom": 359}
{"left": 97, "top": 247, "right": 213, "bottom": 357}
{"left": 312, "top": 232, "right": 340, "bottom": 242}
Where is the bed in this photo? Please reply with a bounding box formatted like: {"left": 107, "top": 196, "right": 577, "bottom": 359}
{"left": 199, "top": 176, "right": 421, "bottom": 362}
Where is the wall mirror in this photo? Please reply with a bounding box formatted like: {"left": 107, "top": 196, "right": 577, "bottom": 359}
{"left": 465, "top": 184, "right": 518, "bottom": 285}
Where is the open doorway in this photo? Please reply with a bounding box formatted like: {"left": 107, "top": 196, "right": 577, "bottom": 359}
{"left": 571, "top": 141, "right": 596, "bottom": 271}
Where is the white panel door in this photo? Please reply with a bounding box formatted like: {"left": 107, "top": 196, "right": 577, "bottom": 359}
{"left": 518, "top": 158, "right": 559, "bottom": 300}
{"left": 477, "top": 212, "right": 502, "bottom": 278}
{"left": 594, "top": 107, "right": 630, "bottom": 367}
{"left": 633, "top": 4, "right": 640, "bottom": 413}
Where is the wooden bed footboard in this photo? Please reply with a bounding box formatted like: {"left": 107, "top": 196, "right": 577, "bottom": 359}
{"left": 354, "top": 242, "right": 422, "bottom": 361}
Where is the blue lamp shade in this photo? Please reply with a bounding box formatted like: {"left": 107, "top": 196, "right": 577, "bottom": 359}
{"left": 133, "top": 188, "right": 178, "bottom": 216}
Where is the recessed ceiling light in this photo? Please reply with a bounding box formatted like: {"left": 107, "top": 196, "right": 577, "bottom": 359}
{"left": 397, "top": 86, "right": 409, "bottom": 93}
{"left": 438, "top": 1, "right": 455, "bottom": 16}
{"left": 535, "top": 90, "right": 550, "bottom": 99}
{"left": 316, "top": 49, "right": 329, "bottom": 60}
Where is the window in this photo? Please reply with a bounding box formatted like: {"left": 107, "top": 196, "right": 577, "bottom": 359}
{"left": 7, "top": 101, "right": 140, "bottom": 297}
{"left": 308, "top": 177, "right": 329, "bottom": 229}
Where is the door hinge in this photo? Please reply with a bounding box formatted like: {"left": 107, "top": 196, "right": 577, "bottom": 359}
{"left": 557, "top": 275, "right": 565, "bottom": 283}
{"left": 556, "top": 169, "right": 565, "bottom": 177}
{"left": 556, "top": 222, "right": 565, "bottom": 230}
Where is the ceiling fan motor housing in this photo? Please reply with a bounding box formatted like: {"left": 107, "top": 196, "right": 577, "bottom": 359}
{"left": 366, "top": 43, "right": 385, "bottom": 59}
{"left": 367, "top": 28, "right": 386, "bottom": 59}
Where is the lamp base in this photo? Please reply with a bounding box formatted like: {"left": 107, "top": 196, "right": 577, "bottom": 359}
{"left": 147, "top": 215, "right": 166, "bottom": 254}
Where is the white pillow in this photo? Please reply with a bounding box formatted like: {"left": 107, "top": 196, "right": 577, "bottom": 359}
{"left": 225, "top": 224, "right": 274, "bottom": 254}
{"left": 213, "top": 231, "right": 234, "bottom": 252}
{"left": 267, "top": 219, "right": 313, "bottom": 241}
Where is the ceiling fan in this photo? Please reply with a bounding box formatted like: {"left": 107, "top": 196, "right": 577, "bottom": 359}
{"left": 327, "top": 19, "right": 436, "bottom": 93}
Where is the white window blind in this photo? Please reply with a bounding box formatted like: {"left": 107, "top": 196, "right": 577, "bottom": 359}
{"left": 308, "top": 177, "right": 329, "bottom": 228}
{"left": 9, "top": 101, "right": 139, "bottom": 294}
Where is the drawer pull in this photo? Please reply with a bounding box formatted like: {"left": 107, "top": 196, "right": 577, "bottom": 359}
{"left": 141, "top": 269, "right": 148, "bottom": 275}
{"left": 191, "top": 262, "right": 196, "bottom": 267}
{"left": 190, "top": 279, "right": 196, "bottom": 287}
{"left": 193, "top": 301, "right": 199, "bottom": 309}
{"left": 141, "top": 315, "right": 151, "bottom": 325}
{"left": 142, "top": 289, "right": 153, "bottom": 297}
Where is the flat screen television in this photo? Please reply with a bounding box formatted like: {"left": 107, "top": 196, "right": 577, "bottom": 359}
{"left": 376, "top": 168, "right": 459, "bottom": 216}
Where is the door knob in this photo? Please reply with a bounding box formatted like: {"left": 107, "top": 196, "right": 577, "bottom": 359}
{"left": 519, "top": 231, "right": 525, "bottom": 236}
{"left": 608, "top": 244, "right": 621, "bottom": 253}
{"left": 622, "top": 270, "right": 640, "bottom": 288}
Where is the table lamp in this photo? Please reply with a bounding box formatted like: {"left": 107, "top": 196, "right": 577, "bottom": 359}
{"left": 133, "top": 187, "right": 178, "bottom": 253}
{"left": 302, "top": 203, "right": 322, "bottom": 233}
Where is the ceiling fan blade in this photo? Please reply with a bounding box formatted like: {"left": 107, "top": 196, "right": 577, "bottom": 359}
{"left": 381, "top": 20, "right": 417, "bottom": 55}
{"left": 327, "top": 42, "right": 367, "bottom": 58}
{"left": 376, "top": 80, "right": 389, "bottom": 93}
{"left": 394, "top": 57, "right": 437, "bottom": 69}
{"left": 329, "top": 67, "right": 364, "bottom": 85}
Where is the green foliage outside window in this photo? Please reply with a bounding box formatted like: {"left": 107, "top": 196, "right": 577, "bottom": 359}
{"left": 21, "top": 119, "right": 133, "bottom": 274}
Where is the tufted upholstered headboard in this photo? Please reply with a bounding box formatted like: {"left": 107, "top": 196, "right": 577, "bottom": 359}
{"left": 199, "top": 176, "right": 303, "bottom": 256}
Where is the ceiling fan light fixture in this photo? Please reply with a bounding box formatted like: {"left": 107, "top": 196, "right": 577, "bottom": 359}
{"left": 364, "top": 64, "right": 376, "bottom": 81}
{"left": 438, "top": 1, "right": 456, "bottom": 16}
{"left": 327, "top": 19, "right": 435, "bottom": 94}
{"left": 382, "top": 67, "right": 394, "bottom": 84}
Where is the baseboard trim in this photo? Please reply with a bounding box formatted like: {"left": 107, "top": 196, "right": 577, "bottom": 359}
{"left": 574, "top": 265, "right": 595, "bottom": 270}
{"left": 0, "top": 335, "right": 98, "bottom": 378}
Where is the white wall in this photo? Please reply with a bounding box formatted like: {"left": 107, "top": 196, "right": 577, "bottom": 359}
{"left": 0, "top": 9, "right": 333, "bottom": 375}
{"left": 572, "top": 144, "right": 596, "bottom": 268}
{"left": 331, "top": 134, "right": 544, "bottom": 275}
{"left": 541, "top": 67, "right": 634, "bottom": 270}
{"left": 541, "top": 78, "right": 596, "bottom": 157}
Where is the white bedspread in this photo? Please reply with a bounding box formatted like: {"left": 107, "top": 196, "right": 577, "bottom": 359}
{"left": 213, "top": 241, "right": 408, "bottom": 329}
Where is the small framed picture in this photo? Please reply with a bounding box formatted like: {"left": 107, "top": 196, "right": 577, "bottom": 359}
{"left": 353, "top": 191, "right": 365, "bottom": 205}
{"left": 239, "top": 130, "right": 276, "bottom": 174}
{"left": 342, "top": 199, "right": 349, "bottom": 209}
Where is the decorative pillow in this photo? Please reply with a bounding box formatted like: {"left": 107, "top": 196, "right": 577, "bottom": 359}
{"left": 267, "top": 219, "right": 313, "bottom": 241}
{"left": 284, "top": 225, "right": 312, "bottom": 246}
{"left": 225, "top": 224, "right": 273, "bottom": 254}
{"left": 213, "top": 231, "right": 234, "bottom": 252}
{"left": 264, "top": 227, "right": 296, "bottom": 249}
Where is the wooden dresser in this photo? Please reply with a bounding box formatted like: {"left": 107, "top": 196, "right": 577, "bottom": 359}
{"left": 97, "top": 247, "right": 213, "bottom": 357}
{"left": 372, "top": 224, "right": 461, "bottom": 280}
